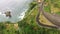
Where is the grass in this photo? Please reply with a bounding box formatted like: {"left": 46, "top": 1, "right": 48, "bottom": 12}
{"left": 56, "top": 12, "right": 60, "bottom": 15}
{"left": 0, "top": 23, "right": 19, "bottom": 34}
{"left": 18, "top": 4, "right": 60, "bottom": 34}
{"left": 44, "top": 0, "right": 60, "bottom": 14}
{"left": 44, "top": 2, "right": 51, "bottom": 13}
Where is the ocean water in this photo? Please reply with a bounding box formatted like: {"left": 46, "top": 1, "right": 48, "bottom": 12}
{"left": 0, "top": 0, "right": 33, "bottom": 22}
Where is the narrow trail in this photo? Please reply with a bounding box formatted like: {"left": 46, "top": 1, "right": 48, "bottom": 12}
{"left": 36, "top": 1, "right": 59, "bottom": 29}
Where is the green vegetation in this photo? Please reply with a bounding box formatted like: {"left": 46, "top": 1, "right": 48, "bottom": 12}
{"left": 56, "top": 12, "right": 60, "bottom": 15}
{"left": 18, "top": 1, "right": 60, "bottom": 34}
{"left": 0, "top": 23, "right": 19, "bottom": 34}
{"left": 44, "top": 0, "right": 51, "bottom": 13}
{"left": 44, "top": 0, "right": 60, "bottom": 14}
{"left": 29, "top": 1, "right": 37, "bottom": 10}
{"left": 50, "top": 0, "right": 60, "bottom": 8}
{"left": 44, "top": 5, "right": 51, "bottom": 13}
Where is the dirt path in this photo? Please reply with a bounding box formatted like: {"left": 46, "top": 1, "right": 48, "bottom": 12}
{"left": 43, "top": 10, "right": 60, "bottom": 27}
{"left": 36, "top": 0, "right": 58, "bottom": 28}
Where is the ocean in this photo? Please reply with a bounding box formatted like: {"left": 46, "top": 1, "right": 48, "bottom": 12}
{"left": 0, "top": 0, "right": 33, "bottom": 22}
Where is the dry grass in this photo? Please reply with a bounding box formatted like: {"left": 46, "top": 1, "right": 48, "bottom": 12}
{"left": 5, "top": 24, "right": 11, "bottom": 30}
{"left": 14, "top": 24, "right": 19, "bottom": 30}
{"left": 39, "top": 13, "right": 56, "bottom": 26}
{"left": 51, "top": 5, "right": 60, "bottom": 13}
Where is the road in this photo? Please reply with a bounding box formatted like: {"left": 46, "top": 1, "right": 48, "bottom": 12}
{"left": 36, "top": 0, "right": 59, "bottom": 28}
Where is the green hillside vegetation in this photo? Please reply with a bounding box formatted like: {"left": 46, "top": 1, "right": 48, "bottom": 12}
{"left": 44, "top": 0, "right": 60, "bottom": 14}
{"left": 18, "top": 1, "right": 60, "bottom": 34}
